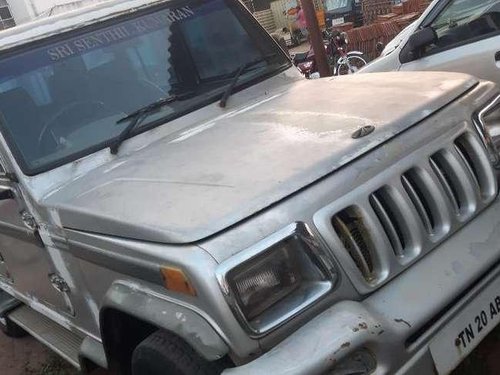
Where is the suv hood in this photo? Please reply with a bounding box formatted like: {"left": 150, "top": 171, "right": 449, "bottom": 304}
{"left": 43, "top": 71, "right": 477, "bottom": 244}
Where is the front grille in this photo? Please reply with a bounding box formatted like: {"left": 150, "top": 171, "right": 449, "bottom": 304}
{"left": 454, "top": 133, "right": 496, "bottom": 199}
{"left": 429, "top": 151, "right": 468, "bottom": 216}
{"left": 369, "top": 187, "right": 409, "bottom": 258}
{"left": 320, "top": 132, "right": 497, "bottom": 290}
{"left": 401, "top": 169, "right": 436, "bottom": 235}
{"left": 331, "top": 207, "right": 375, "bottom": 281}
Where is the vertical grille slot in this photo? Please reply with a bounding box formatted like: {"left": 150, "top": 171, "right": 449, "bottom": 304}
{"left": 429, "top": 152, "right": 464, "bottom": 215}
{"left": 369, "top": 188, "right": 406, "bottom": 257}
{"left": 401, "top": 169, "right": 436, "bottom": 235}
{"left": 454, "top": 141, "right": 480, "bottom": 190}
{"left": 331, "top": 207, "right": 375, "bottom": 281}
{"left": 454, "top": 134, "right": 495, "bottom": 200}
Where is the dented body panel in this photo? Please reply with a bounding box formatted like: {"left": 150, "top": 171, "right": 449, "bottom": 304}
{"left": 224, "top": 195, "right": 500, "bottom": 374}
{"left": 0, "top": 0, "right": 498, "bottom": 374}
{"left": 41, "top": 72, "right": 478, "bottom": 244}
{"left": 102, "top": 281, "right": 229, "bottom": 361}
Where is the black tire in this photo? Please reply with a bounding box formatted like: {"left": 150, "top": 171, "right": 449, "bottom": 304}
{"left": 0, "top": 316, "right": 27, "bottom": 338}
{"left": 131, "top": 330, "right": 225, "bottom": 375}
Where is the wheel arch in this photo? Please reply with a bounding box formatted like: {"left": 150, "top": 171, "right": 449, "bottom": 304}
{"left": 100, "top": 281, "right": 229, "bottom": 373}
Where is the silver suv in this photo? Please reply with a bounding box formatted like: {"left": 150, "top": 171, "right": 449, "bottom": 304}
{"left": 0, "top": 0, "right": 499, "bottom": 374}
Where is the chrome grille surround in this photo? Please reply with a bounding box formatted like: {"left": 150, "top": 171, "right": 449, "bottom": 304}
{"left": 472, "top": 94, "right": 500, "bottom": 167}
{"left": 314, "top": 128, "right": 497, "bottom": 294}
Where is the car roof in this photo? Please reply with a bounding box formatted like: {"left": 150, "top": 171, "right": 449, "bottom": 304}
{"left": 0, "top": 0, "right": 168, "bottom": 53}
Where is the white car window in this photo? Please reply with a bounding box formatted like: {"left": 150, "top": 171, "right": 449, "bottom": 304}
{"left": 426, "top": 0, "right": 500, "bottom": 54}
{"left": 325, "top": 0, "right": 349, "bottom": 11}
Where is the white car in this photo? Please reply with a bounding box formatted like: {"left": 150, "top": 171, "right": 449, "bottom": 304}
{"left": 362, "top": 0, "right": 500, "bottom": 86}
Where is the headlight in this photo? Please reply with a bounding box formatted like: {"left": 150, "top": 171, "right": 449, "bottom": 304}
{"left": 216, "top": 223, "right": 337, "bottom": 336}
{"left": 474, "top": 94, "right": 500, "bottom": 167}
{"left": 232, "top": 243, "right": 303, "bottom": 320}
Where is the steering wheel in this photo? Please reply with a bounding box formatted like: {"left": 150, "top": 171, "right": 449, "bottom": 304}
{"left": 38, "top": 100, "right": 113, "bottom": 154}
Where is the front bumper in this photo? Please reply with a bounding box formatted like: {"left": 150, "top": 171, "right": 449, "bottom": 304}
{"left": 223, "top": 196, "right": 500, "bottom": 374}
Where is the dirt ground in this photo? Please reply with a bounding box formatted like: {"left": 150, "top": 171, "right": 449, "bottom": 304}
{"left": 0, "top": 333, "right": 77, "bottom": 375}
{"left": 1, "top": 325, "right": 500, "bottom": 375}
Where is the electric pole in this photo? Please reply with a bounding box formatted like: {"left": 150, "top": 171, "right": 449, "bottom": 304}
{"left": 301, "top": 0, "right": 330, "bottom": 77}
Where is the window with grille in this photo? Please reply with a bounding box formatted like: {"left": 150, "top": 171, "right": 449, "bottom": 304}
{"left": 0, "top": 1, "right": 15, "bottom": 30}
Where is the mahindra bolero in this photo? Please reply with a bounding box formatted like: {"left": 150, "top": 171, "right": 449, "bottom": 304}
{"left": 0, "top": 0, "right": 499, "bottom": 374}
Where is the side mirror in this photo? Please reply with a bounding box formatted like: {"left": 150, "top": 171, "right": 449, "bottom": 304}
{"left": 400, "top": 27, "right": 437, "bottom": 64}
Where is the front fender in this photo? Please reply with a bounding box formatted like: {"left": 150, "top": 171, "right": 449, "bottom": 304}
{"left": 100, "top": 280, "right": 229, "bottom": 361}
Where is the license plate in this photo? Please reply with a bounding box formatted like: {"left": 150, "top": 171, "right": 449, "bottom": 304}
{"left": 429, "top": 277, "right": 500, "bottom": 374}
{"left": 331, "top": 17, "right": 345, "bottom": 25}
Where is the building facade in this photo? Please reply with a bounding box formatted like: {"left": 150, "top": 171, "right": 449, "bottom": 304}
{"left": 0, "top": 0, "right": 20, "bottom": 29}
{"left": 5, "top": 0, "right": 108, "bottom": 27}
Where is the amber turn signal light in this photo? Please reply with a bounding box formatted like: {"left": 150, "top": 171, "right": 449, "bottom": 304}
{"left": 160, "top": 266, "right": 196, "bottom": 296}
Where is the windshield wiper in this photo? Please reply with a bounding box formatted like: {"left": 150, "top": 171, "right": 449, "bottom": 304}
{"left": 110, "top": 54, "right": 277, "bottom": 154}
{"left": 219, "top": 53, "right": 277, "bottom": 108}
{"left": 110, "top": 92, "right": 193, "bottom": 154}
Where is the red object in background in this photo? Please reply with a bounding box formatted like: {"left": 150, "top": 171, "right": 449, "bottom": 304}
{"left": 332, "top": 22, "right": 354, "bottom": 33}
{"left": 293, "top": 31, "right": 366, "bottom": 77}
{"left": 301, "top": 0, "right": 331, "bottom": 77}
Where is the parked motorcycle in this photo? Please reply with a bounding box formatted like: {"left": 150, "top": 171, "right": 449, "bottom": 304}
{"left": 293, "top": 30, "right": 367, "bottom": 78}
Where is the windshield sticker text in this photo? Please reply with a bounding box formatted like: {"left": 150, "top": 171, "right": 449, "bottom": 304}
{"left": 47, "top": 6, "right": 195, "bottom": 62}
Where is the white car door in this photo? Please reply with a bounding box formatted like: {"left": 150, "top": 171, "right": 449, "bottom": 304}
{"left": 400, "top": 0, "right": 500, "bottom": 86}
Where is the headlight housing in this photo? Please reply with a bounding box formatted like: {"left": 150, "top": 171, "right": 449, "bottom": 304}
{"left": 216, "top": 223, "right": 337, "bottom": 336}
{"left": 473, "top": 94, "right": 500, "bottom": 167}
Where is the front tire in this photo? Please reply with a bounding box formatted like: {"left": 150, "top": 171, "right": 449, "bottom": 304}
{"left": 131, "top": 330, "right": 225, "bottom": 375}
{"left": 337, "top": 55, "right": 367, "bottom": 75}
{"left": 0, "top": 316, "right": 27, "bottom": 338}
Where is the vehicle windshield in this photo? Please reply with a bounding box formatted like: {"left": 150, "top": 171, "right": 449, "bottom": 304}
{"left": 325, "top": 0, "right": 350, "bottom": 11}
{"left": 0, "top": 0, "right": 288, "bottom": 175}
{"left": 433, "top": 0, "right": 498, "bottom": 33}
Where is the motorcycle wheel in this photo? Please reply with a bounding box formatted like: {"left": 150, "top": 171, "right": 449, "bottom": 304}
{"left": 336, "top": 55, "right": 367, "bottom": 75}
